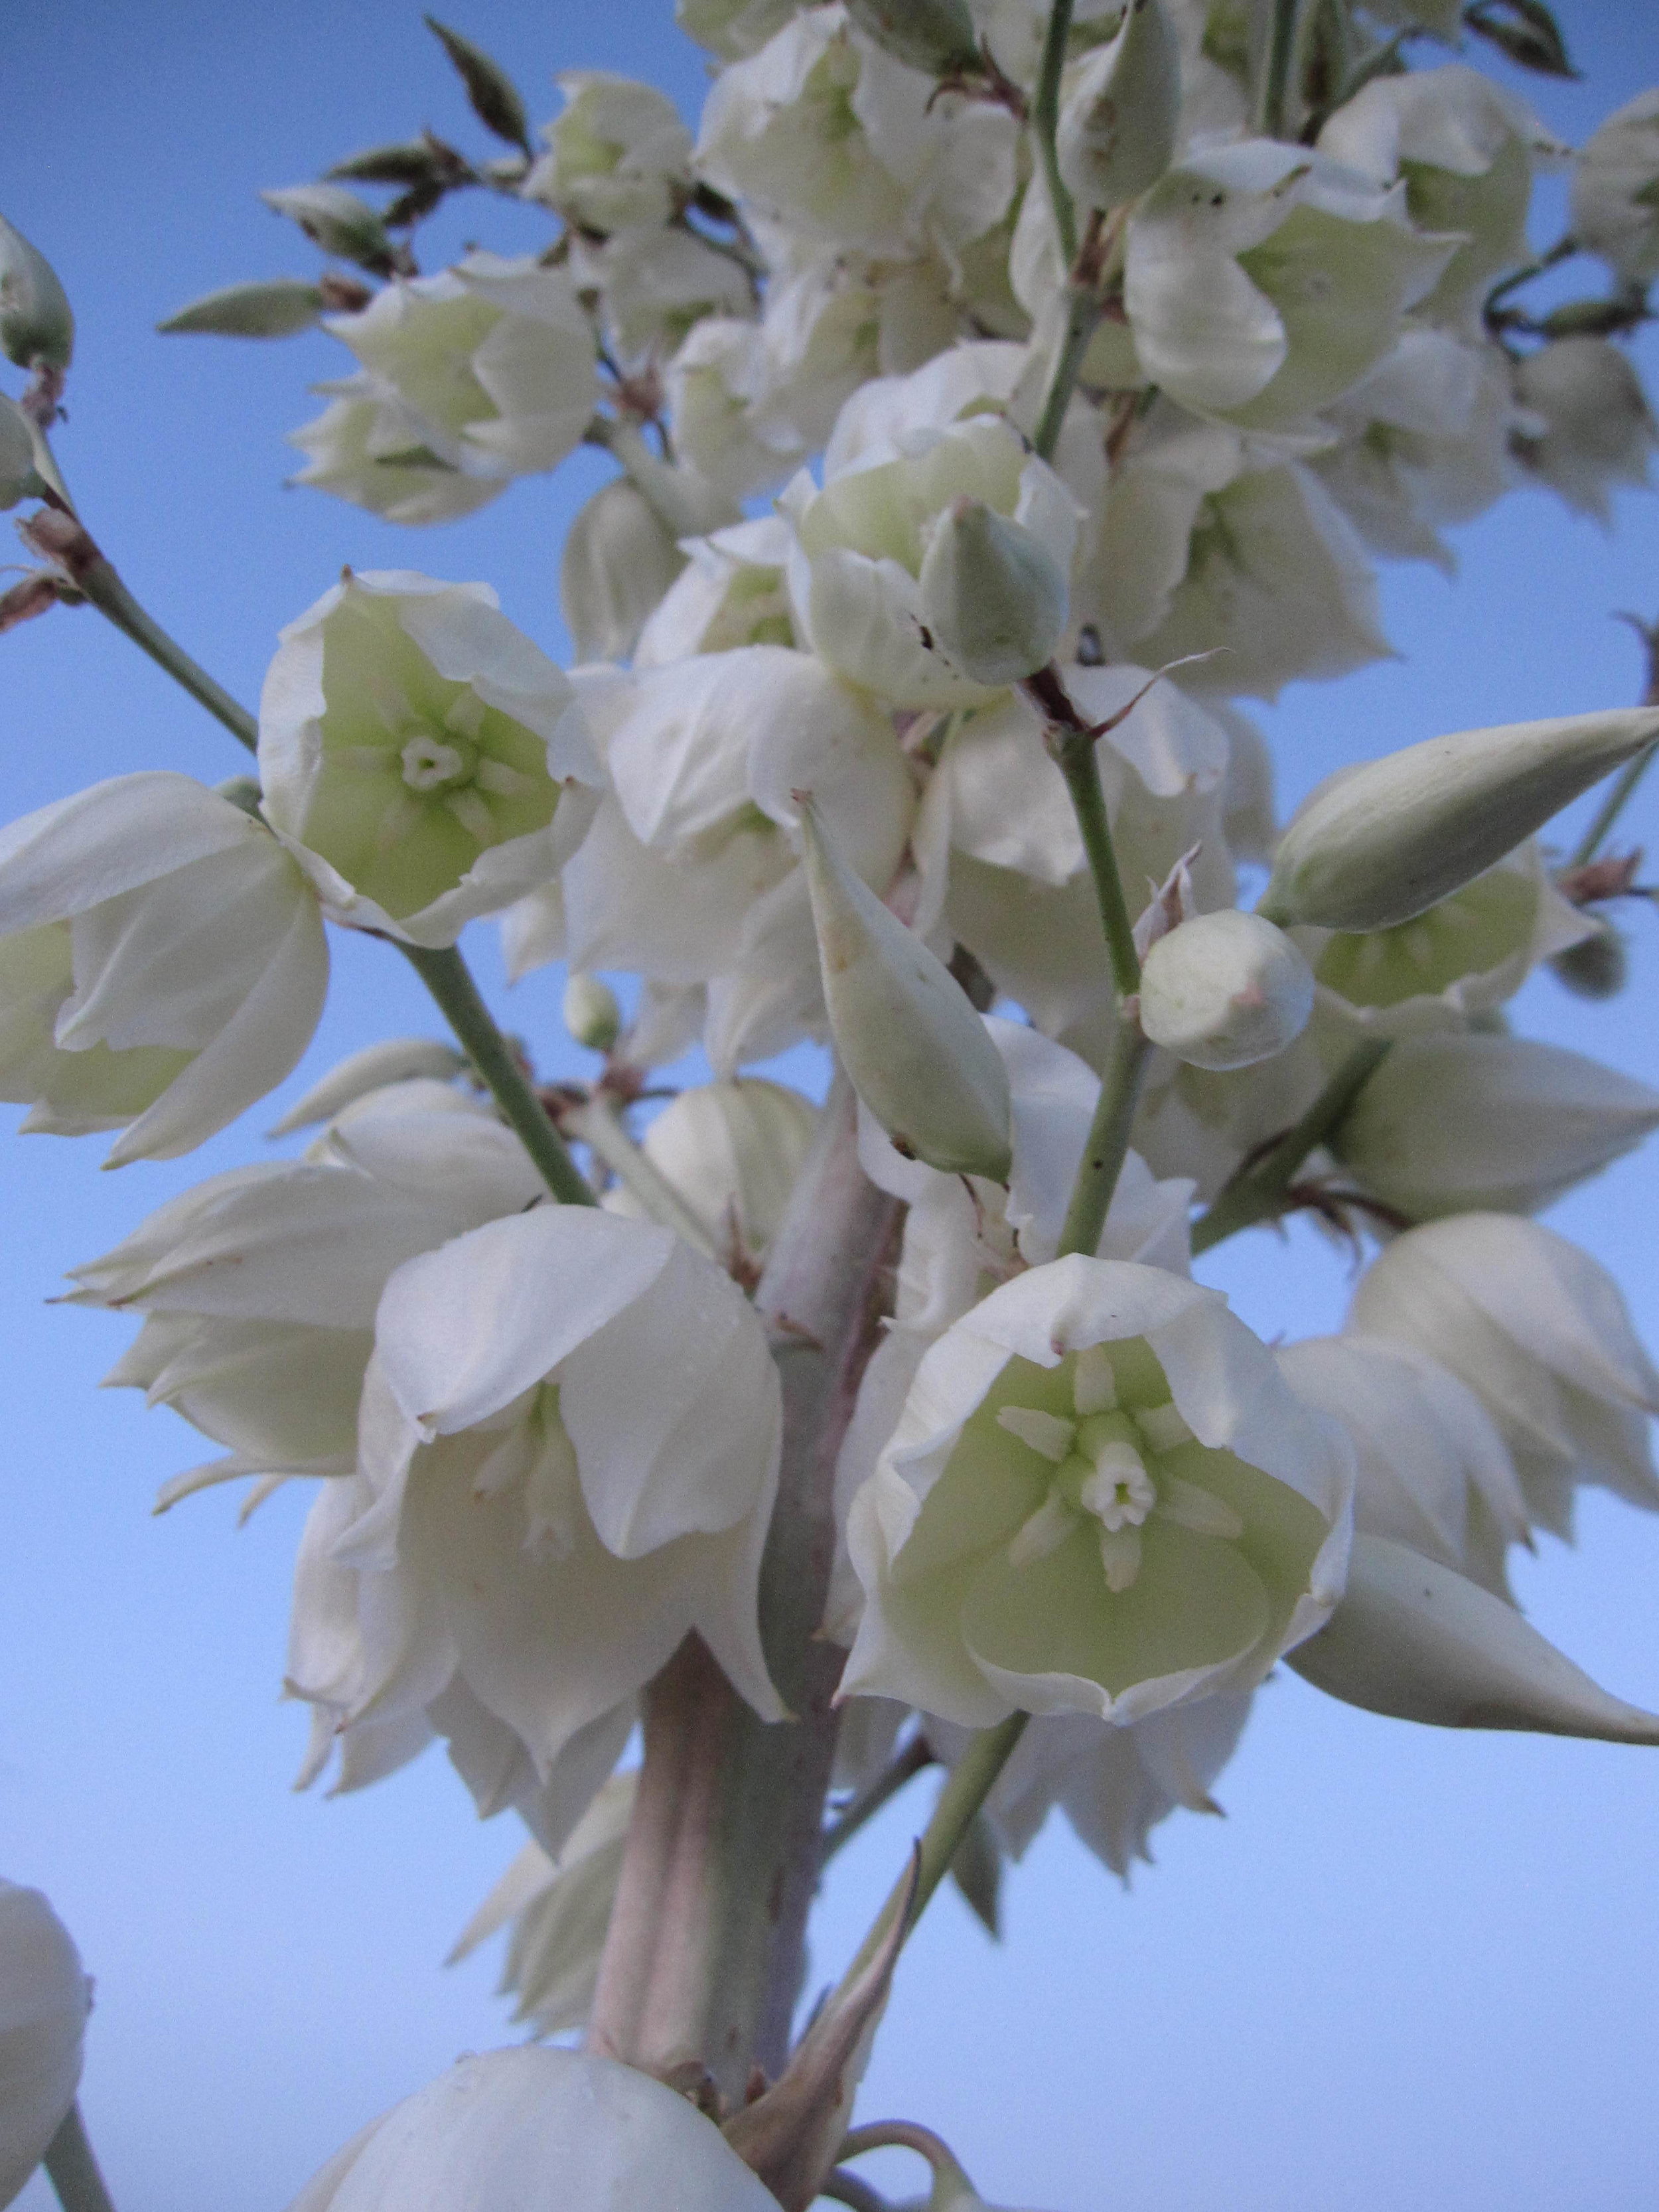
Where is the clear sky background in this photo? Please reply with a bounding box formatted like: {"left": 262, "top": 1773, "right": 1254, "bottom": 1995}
{"left": 5, "top": 5, "right": 1659, "bottom": 2209}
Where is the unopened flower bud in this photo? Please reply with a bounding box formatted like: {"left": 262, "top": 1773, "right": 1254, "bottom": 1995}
{"left": 260, "top": 186, "right": 396, "bottom": 275}
{"left": 1138, "top": 909, "right": 1314, "bottom": 1071}
{"left": 1058, "top": 0, "right": 1181, "bottom": 213}
{"left": 918, "top": 498, "right": 1068, "bottom": 690}
{"left": 843, "top": 0, "right": 979, "bottom": 76}
{"left": 0, "top": 396, "right": 42, "bottom": 510}
{"left": 0, "top": 1881, "right": 90, "bottom": 2207}
{"left": 1550, "top": 920, "right": 1628, "bottom": 999}
{"left": 799, "top": 798, "right": 1012, "bottom": 1180}
{"left": 0, "top": 215, "right": 73, "bottom": 372}
{"left": 611, "top": 1078, "right": 818, "bottom": 1267}
{"left": 1289, "top": 1532, "right": 1659, "bottom": 1742}
{"left": 559, "top": 479, "right": 686, "bottom": 665}
{"left": 563, "top": 972, "right": 622, "bottom": 1054}
{"left": 157, "top": 279, "right": 326, "bottom": 339}
{"left": 1333, "top": 1032, "right": 1659, "bottom": 1219}
{"left": 1259, "top": 708, "right": 1659, "bottom": 932}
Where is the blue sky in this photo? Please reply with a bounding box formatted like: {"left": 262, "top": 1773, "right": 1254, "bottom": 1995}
{"left": 5, "top": 5, "right": 1659, "bottom": 2208}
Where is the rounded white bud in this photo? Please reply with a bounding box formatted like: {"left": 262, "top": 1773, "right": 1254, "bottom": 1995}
{"left": 917, "top": 497, "right": 1068, "bottom": 690}
{"left": 157, "top": 279, "right": 326, "bottom": 339}
{"left": 1137, "top": 909, "right": 1314, "bottom": 1071}
{"left": 1058, "top": 0, "right": 1181, "bottom": 213}
{"left": 259, "top": 185, "right": 395, "bottom": 275}
{"left": 563, "top": 972, "right": 622, "bottom": 1054}
{"left": 559, "top": 478, "right": 685, "bottom": 665}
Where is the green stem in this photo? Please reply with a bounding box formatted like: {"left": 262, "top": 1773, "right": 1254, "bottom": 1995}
{"left": 397, "top": 944, "right": 597, "bottom": 1209}
{"left": 1570, "top": 742, "right": 1659, "bottom": 868}
{"left": 833, "top": 1714, "right": 1027, "bottom": 1998}
{"left": 819, "top": 1733, "right": 936, "bottom": 1868}
{"left": 1190, "top": 1037, "right": 1391, "bottom": 1255}
{"left": 1257, "top": 0, "right": 1304, "bottom": 139}
{"left": 1031, "top": 285, "right": 1101, "bottom": 465}
{"left": 80, "top": 559, "right": 259, "bottom": 754}
{"left": 1056, "top": 1013, "right": 1151, "bottom": 1260}
{"left": 1054, "top": 731, "right": 1140, "bottom": 999}
{"left": 43, "top": 2105, "right": 117, "bottom": 2212}
{"left": 571, "top": 1093, "right": 718, "bottom": 1256}
{"left": 1031, "top": 0, "right": 1078, "bottom": 271}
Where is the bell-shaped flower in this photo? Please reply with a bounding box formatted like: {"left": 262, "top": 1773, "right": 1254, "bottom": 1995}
{"left": 780, "top": 410, "right": 1081, "bottom": 707}
{"left": 1259, "top": 706, "right": 1659, "bottom": 932}
{"left": 309, "top": 1206, "right": 783, "bottom": 1777}
{"left": 1513, "top": 338, "right": 1658, "bottom": 524}
{"left": 839, "top": 1255, "right": 1351, "bottom": 1728}
{"left": 693, "top": 5, "right": 1017, "bottom": 263}
{"left": 70, "top": 1084, "right": 545, "bottom": 1509}
{"left": 1289, "top": 1532, "right": 1659, "bottom": 1744}
{"left": 1278, "top": 1335, "right": 1528, "bottom": 1597}
{"left": 1138, "top": 909, "right": 1314, "bottom": 1071}
{"left": 524, "top": 73, "right": 693, "bottom": 233}
{"left": 0, "top": 1882, "right": 90, "bottom": 2211}
{"left": 1123, "top": 141, "right": 1455, "bottom": 431}
{"left": 1331, "top": 1032, "right": 1659, "bottom": 1220}
{"left": 634, "top": 516, "right": 796, "bottom": 665}
{"left": 322, "top": 257, "right": 599, "bottom": 481}
{"left": 447, "top": 1774, "right": 634, "bottom": 2039}
{"left": 258, "top": 569, "right": 601, "bottom": 946}
{"left": 0, "top": 772, "right": 327, "bottom": 1166}
{"left": 287, "top": 376, "right": 506, "bottom": 526}
{"left": 1300, "top": 842, "right": 1593, "bottom": 1031}
{"left": 1346, "top": 1213, "right": 1659, "bottom": 1539}
{"left": 1571, "top": 89, "right": 1659, "bottom": 287}
{"left": 1317, "top": 66, "right": 1560, "bottom": 326}
{"left": 605, "top": 1077, "right": 818, "bottom": 1278}
{"left": 285, "top": 2047, "right": 781, "bottom": 2212}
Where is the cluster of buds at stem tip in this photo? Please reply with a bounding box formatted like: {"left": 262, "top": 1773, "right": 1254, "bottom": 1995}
{"left": 1258, "top": 709, "right": 1659, "bottom": 932}
{"left": 798, "top": 795, "right": 1013, "bottom": 1180}
{"left": 1058, "top": 0, "right": 1181, "bottom": 214}
{"left": 917, "top": 497, "right": 1069, "bottom": 691}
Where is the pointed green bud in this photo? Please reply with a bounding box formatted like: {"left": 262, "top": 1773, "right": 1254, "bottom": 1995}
{"left": 260, "top": 186, "right": 396, "bottom": 276}
{"left": 1289, "top": 1533, "right": 1659, "bottom": 1741}
{"left": 843, "top": 0, "right": 979, "bottom": 76}
{"left": 1058, "top": 0, "right": 1181, "bottom": 213}
{"left": 0, "top": 214, "right": 73, "bottom": 372}
{"left": 424, "top": 15, "right": 532, "bottom": 154}
{"left": 917, "top": 497, "right": 1068, "bottom": 690}
{"left": 799, "top": 798, "right": 1012, "bottom": 1180}
{"left": 0, "top": 394, "right": 44, "bottom": 509}
{"left": 1259, "top": 709, "right": 1659, "bottom": 932}
{"left": 158, "top": 278, "right": 327, "bottom": 339}
{"left": 562, "top": 972, "right": 622, "bottom": 1055}
{"left": 1138, "top": 909, "right": 1314, "bottom": 1071}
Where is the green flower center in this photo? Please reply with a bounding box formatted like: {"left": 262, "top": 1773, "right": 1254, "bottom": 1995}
{"left": 997, "top": 1345, "right": 1243, "bottom": 1592}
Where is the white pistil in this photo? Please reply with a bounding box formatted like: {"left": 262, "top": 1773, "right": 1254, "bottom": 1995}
{"left": 401, "top": 733, "right": 471, "bottom": 791}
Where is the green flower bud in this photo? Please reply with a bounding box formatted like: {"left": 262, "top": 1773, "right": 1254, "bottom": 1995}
{"left": 843, "top": 0, "right": 979, "bottom": 76}
{"left": 1259, "top": 708, "right": 1659, "bottom": 932}
{"left": 1139, "top": 909, "right": 1314, "bottom": 1071}
{"left": 563, "top": 971, "right": 622, "bottom": 1054}
{"left": 917, "top": 497, "right": 1068, "bottom": 690}
{"left": 260, "top": 185, "right": 396, "bottom": 276}
{"left": 1058, "top": 0, "right": 1181, "bottom": 214}
{"left": 1550, "top": 921, "right": 1628, "bottom": 999}
{"left": 424, "top": 14, "right": 532, "bottom": 155}
{"left": 157, "top": 278, "right": 326, "bottom": 339}
{"left": 799, "top": 797, "right": 1012, "bottom": 1180}
{"left": 0, "top": 214, "right": 73, "bottom": 372}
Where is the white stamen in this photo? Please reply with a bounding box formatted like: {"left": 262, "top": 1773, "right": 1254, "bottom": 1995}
{"left": 1155, "top": 1476, "right": 1244, "bottom": 1539}
{"left": 1072, "top": 1343, "right": 1119, "bottom": 1414}
{"left": 997, "top": 1405, "right": 1076, "bottom": 1463}
{"left": 1097, "top": 1524, "right": 1143, "bottom": 1591}
{"left": 475, "top": 757, "right": 539, "bottom": 799}
{"left": 443, "top": 690, "right": 488, "bottom": 740}
{"left": 1006, "top": 1491, "right": 1079, "bottom": 1569}
{"left": 1135, "top": 1400, "right": 1195, "bottom": 1453}
{"left": 374, "top": 790, "right": 424, "bottom": 853}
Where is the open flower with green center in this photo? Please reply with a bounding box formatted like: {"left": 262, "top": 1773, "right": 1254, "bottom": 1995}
{"left": 840, "top": 1256, "right": 1351, "bottom": 1728}
{"left": 259, "top": 570, "right": 601, "bottom": 946}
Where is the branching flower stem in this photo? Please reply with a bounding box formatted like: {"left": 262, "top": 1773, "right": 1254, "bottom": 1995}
{"left": 567, "top": 1092, "right": 716, "bottom": 1252}
{"left": 1190, "top": 1037, "right": 1392, "bottom": 1254}
{"left": 23, "top": 502, "right": 596, "bottom": 1207}
{"left": 1031, "top": 0, "right": 1078, "bottom": 271}
{"left": 1258, "top": 0, "right": 1305, "bottom": 139}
